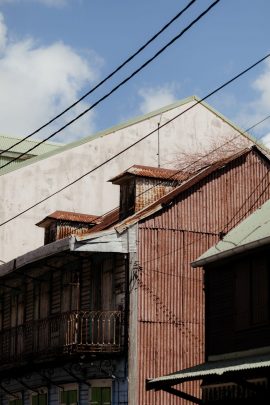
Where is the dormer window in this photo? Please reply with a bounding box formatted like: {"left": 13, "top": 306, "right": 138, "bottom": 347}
{"left": 36, "top": 211, "right": 100, "bottom": 245}
{"left": 109, "top": 165, "right": 188, "bottom": 220}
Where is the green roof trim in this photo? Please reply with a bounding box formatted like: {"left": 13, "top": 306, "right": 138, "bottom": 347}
{"left": 0, "top": 135, "right": 62, "bottom": 156}
{"left": 192, "top": 198, "right": 270, "bottom": 267}
{"left": 0, "top": 95, "right": 265, "bottom": 176}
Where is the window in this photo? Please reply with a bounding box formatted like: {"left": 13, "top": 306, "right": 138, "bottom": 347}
{"left": 90, "top": 388, "right": 111, "bottom": 405}
{"left": 61, "top": 268, "right": 80, "bottom": 313}
{"left": 32, "top": 392, "right": 47, "bottom": 405}
{"left": 235, "top": 256, "right": 269, "bottom": 330}
{"left": 9, "top": 400, "right": 22, "bottom": 405}
{"left": 60, "top": 386, "right": 78, "bottom": 405}
{"left": 89, "top": 380, "right": 111, "bottom": 405}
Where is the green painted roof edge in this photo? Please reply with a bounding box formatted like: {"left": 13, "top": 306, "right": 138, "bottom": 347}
{"left": 193, "top": 198, "right": 270, "bottom": 267}
{"left": 1, "top": 95, "right": 267, "bottom": 176}
{"left": 0, "top": 134, "right": 62, "bottom": 146}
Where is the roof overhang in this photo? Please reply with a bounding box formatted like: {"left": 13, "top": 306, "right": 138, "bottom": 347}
{"left": 0, "top": 228, "right": 134, "bottom": 278}
{"left": 71, "top": 228, "right": 133, "bottom": 253}
{"left": 146, "top": 353, "right": 270, "bottom": 391}
{"left": 192, "top": 235, "right": 270, "bottom": 268}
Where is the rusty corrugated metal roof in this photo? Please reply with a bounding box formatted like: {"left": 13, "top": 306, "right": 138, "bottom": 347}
{"left": 88, "top": 208, "right": 120, "bottom": 233}
{"left": 79, "top": 147, "right": 269, "bottom": 237}
{"left": 36, "top": 210, "right": 100, "bottom": 227}
{"left": 109, "top": 164, "right": 189, "bottom": 184}
{"left": 115, "top": 147, "right": 265, "bottom": 233}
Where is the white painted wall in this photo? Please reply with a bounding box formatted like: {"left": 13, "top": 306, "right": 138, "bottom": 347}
{"left": 0, "top": 99, "right": 251, "bottom": 262}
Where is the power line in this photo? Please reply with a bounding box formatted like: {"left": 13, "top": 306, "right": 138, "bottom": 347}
{"left": 133, "top": 113, "right": 270, "bottom": 202}
{"left": 0, "top": 51, "right": 269, "bottom": 227}
{"left": 141, "top": 163, "right": 270, "bottom": 270}
{"left": 0, "top": 0, "right": 198, "bottom": 158}
{"left": 100, "top": 116, "right": 270, "bottom": 225}
{"left": 0, "top": 0, "right": 221, "bottom": 170}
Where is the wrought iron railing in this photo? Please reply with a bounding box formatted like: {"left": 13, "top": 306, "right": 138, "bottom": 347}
{"left": 65, "top": 311, "right": 123, "bottom": 352}
{"left": 0, "top": 310, "right": 123, "bottom": 364}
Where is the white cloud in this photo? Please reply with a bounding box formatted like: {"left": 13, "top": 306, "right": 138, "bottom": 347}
{"left": 233, "top": 59, "right": 270, "bottom": 147}
{"left": 0, "top": 12, "right": 102, "bottom": 142}
{"left": 138, "top": 84, "right": 179, "bottom": 114}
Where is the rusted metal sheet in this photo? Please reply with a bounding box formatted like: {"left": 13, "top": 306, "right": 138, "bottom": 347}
{"left": 110, "top": 164, "right": 188, "bottom": 183}
{"left": 89, "top": 208, "right": 120, "bottom": 233}
{"left": 110, "top": 165, "right": 187, "bottom": 220}
{"left": 136, "top": 148, "right": 270, "bottom": 404}
{"left": 36, "top": 211, "right": 100, "bottom": 243}
{"left": 36, "top": 210, "right": 99, "bottom": 225}
{"left": 55, "top": 222, "right": 93, "bottom": 240}
{"left": 135, "top": 177, "right": 180, "bottom": 212}
{"left": 116, "top": 146, "right": 269, "bottom": 234}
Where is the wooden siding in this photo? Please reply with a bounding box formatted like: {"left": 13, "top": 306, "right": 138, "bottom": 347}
{"left": 0, "top": 252, "right": 126, "bottom": 369}
{"left": 137, "top": 149, "right": 270, "bottom": 405}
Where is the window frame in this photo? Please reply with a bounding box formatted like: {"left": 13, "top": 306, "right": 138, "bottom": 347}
{"left": 59, "top": 384, "right": 78, "bottom": 405}
{"left": 88, "top": 380, "right": 112, "bottom": 405}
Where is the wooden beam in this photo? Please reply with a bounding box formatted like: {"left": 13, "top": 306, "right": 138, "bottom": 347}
{"left": 161, "top": 386, "right": 202, "bottom": 404}
{"left": 232, "top": 377, "right": 269, "bottom": 396}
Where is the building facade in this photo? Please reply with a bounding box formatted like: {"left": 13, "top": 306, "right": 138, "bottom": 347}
{"left": 1, "top": 146, "right": 270, "bottom": 404}
{"left": 0, "top": 96, "right": 256, "bottom": 262}
{"left": 147, "top": 175, "right": 270, "bottom": 404}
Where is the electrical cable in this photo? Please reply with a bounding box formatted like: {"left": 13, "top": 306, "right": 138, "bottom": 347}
{"left": 0, "top": 0, "right": 198, "bottom": 158}
{"left": 141, "top": 167, "right": 270, "bottom": 272}
{"left": 67, "top": 111, "right": 270, "bottom": 226}
{"left": 0, "top": 0, "right": 221, "bottom": 170}
{"left": 0, "top": 51, "right": 269, "bottom": 227}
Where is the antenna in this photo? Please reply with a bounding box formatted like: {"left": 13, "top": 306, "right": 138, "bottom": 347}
{"left": 157, "top": 122, "right": 160, "bottom": 168}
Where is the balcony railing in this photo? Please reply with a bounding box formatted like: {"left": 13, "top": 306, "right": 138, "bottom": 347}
{"left": 0, "top": 311, "right": 123, "bottom": 365}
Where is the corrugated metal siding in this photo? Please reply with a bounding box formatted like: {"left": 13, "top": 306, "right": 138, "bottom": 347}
{"left": 136, "top": 150, "right": 270, "bottom": 404}
{"left": 56, "top": 223, "right": 94, "bottom": 240}
{"left": 136, "top": 177, "right": 178, "bottom": 212}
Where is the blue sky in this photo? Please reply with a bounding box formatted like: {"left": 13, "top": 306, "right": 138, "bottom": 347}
{"left": 0, "top": 0, "right": 270, "bottom": 145}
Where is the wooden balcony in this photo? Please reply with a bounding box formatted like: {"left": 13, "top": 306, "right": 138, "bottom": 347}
{"left": 0, "top": 311, "right": 123, "bottom": 366}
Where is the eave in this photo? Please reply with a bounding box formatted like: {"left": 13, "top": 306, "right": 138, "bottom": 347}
{"left": 0, "top": 227, "right": 136, "bottom": 278}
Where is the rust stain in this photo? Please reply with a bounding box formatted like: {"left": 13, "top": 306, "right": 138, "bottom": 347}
{"left": 37, "top": 210, "right": 100, "bottom": 226}
{"left": 110, "top": 164, "right": 189, "bottom": 184}
{"left": 136, "top": 147, "right": 270, "bottom": 404}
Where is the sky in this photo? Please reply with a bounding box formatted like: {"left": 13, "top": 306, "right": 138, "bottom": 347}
{"left": 0, "top": 0, "right": 270, "bottom": 146}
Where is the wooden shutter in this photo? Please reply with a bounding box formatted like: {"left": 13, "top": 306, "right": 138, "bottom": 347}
{"left": 51, "top": 270, "right": 61, "bottom": 314}
{"left": 32, "top": 394, "right": 47, "bottom": 405}
{"left": 61, "top": 389, "right": 77, "bottom": 405}
{"left": 251, "top": 257, "right": 269, "bottom": 325}
{"left": 101, "top": 258, "right": 113, "bottom": 311}
{"left": 90, "top": 387, "right": 111, "bottom": 405}
{"left": 235, "top": 260, "right": 250, "bottom": 330}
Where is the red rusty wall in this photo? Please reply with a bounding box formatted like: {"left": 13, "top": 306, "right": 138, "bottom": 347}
{"left": 136, "top": 150, "right": 270, "bottom": 404}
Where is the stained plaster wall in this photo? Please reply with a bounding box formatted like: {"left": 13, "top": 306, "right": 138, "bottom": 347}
{"left": 0, "top": 100, "right": 251, "bottom": 261}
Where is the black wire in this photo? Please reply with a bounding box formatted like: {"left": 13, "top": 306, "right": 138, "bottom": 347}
{"left": 132, "top": 113, "right": 270, "bottom": 203}
{"left": 0, "top": 0, "right": 197, "bottom": 158}
{"left": 0, "top": 0, "right": 221, "bottom": 170}
{"left": 0, "top": 51, "right": 269, "bottom": 227}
